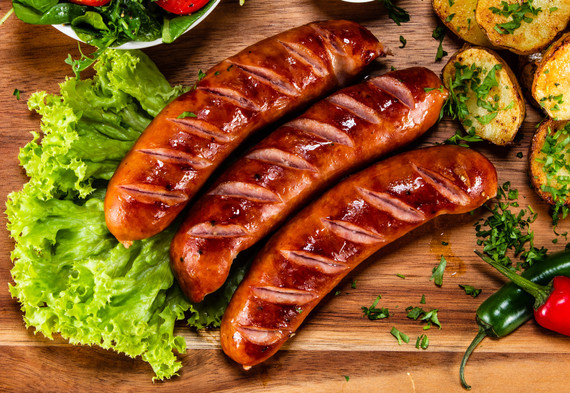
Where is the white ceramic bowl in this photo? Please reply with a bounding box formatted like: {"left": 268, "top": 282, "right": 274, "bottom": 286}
{"left": 52, "top": 0, "right": 221, "bottom": 49}
{"left": 341, "top": 0, "right": 375, "bottom": 3}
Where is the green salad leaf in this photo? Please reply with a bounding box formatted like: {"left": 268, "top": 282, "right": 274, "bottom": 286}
{"left": 6, "top": 49, "right": 246, "bottom": 380}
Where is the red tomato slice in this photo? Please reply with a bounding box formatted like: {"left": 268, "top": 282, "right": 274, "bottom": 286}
{"left": 69, "top": 0, "right": 112, "bottom": 5}
{"left": 156, "top": 0, "right": 211, "bottom": 15}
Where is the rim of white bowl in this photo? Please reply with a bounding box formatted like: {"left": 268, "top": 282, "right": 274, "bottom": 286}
{"left": 341, "top": 0, "right": 375, "bottom": 3}
{"left": 52, "top": 0, "right": 221, "bottom": 50}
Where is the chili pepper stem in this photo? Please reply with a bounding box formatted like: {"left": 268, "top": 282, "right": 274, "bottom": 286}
{"left": 460, "top": 325, "right": 488, "bottom": 390}
{"left": 474, "top": 250, "right": 552, "bottom": 309}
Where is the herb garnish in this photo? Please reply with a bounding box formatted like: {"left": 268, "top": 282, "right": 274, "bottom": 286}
{"left": 399, "top": 35, "right": 407, "bottom": 48}
{"left": 177, "top": 111, "right": 197, "bottom": 119}
{"left": 415, "top": 334, "right": 429, "bottom": 349}
{"left": 362, "top": 295, "right": 390, "bottom": 320}
{"left": 390, "top": 326, "right": 410, "bottom": 344}
{"left": 430, "top": 256, "right": 446, "bottom": 286}
{"left": 489, "top": 0, "right": 542, "bottom": 35}
{"left": 13, "top": 89, "right": 21, "bottom": 100}
{"left": 443, "top": 128, "right": 484, "bottom": 148}
{"left": 459, "top": 284, "right": 482, "bottom": 298}
{"left": 379, "top": 0, "right": 410, "bottom": 26}
{"left": 432, "top": 25, "right": 448, "bottom": 61}
{"left": 475, "top": 182, "right": 547, "bottom": 270}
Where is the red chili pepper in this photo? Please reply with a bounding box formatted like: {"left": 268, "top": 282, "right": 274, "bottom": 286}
{"left": 477, "top": 251, "right": 570, "bottom": 337}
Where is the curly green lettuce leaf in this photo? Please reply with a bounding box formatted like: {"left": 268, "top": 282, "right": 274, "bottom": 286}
{"left": 7, "top": 49, "right": 244, "bottom": 380}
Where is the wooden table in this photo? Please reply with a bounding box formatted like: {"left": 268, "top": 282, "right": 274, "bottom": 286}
{"left": 1, "top": 1, "right": 569, "bottom": 392}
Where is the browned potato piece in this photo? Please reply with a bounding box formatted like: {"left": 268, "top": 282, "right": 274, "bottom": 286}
{"left": 476, "top": 0, "right": 570, "bottom": 55}
{"left": 518, "top": 52, "right": 543, "bottom": 109}
{"left": 532, "top": 32, "right": 570, "bottom": 120}
{"left": 529, "top": 119, "right": 570, "bottom": 206}
{"left": 432, "top": 0, "right": 494, "bottom": 47}
{"left": 442, "top": 46, "right": 525, "bottom": 145}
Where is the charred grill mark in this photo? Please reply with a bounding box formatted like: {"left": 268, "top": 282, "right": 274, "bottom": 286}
{"left": 326, "top": 94, "right": 381, "bottom": 124}
{"left": 137, "top": 148, "right": 212, "bottom": 169}
{"left": 251, "top": 286, "right": 317, "bottom": 305}
{"left": 287, "top": 118, "right": 354, "bottom": 147}
{"left": 187, "top": 222, "right": 249, "bottom": 238}
{"left": 246, "top": 148, "right": 316, "bottom": 172}
{"left": 321, "top": 218, "right": 384, "bottom": 245}
{"left": 277, "top": 40, "right": 328, "bottom": 77}
{"left": 208, "top": 181, "right": 282, "bottom": 203}
{"left": 369, "top": 76, "right": 415, "bottom": 109}
{"left": 413, "top": 164, "right": 471, "bottom": 206}
{"left": 357, "top": 187, "right": 425, "bottom": 223}
{"left": 119, "top": 184, "right": 188, "bottom": 206}
{"left": 280, "top": 250, "right": 348, "bottom": 274}
{"left": 230, "top": 62, "right": 301, "bottom": 97}
{"left": 197, "top": 86, "right": 261, "bottom": 112}
{"left": 309, "top": 24, "right": 346, "bottom": 57}
{"left": 168, "top": 118, "right": 233, "bottom": 143}
{"left": 236, "top": 325, "right": 288, "bottom": 346}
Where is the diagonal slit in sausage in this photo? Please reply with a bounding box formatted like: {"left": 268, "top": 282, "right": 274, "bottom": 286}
{"left": 104, "top": 20, "right": 385, "bottom": 246}
{"left": 220, "top": 145, "right": 498, "bottom": 368}
{"left": 171, "top": 67, "right": 449, "bottom": 303}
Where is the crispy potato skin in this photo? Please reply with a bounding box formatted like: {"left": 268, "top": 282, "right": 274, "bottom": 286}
{"left": 532, "top": 32, "right": 570, "bottom": 120}
{"left": 442, "top": 46, "right": 525, "bottom": 146}
{"left": 529, "top": 119, "right": 570, "bottom": 206}
{"left": 432, "top": 0, "right": 494, "bottom": 47}
{"left": 475, "top": 0, "right": 570, "bottom": 55}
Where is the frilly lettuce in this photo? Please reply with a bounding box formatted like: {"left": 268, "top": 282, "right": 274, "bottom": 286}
{"left": 6, "top": 49, "right": 247, "bottom": 380}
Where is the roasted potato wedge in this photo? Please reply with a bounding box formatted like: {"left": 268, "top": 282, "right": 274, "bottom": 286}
{"left": 529, "top": 119, "right": 570, "bottom": 207}
{"left": 442, "top": 46, "right": 525, "bottom": 145}
{"left": 518, "top": 52, "right": 543, "bottom": 109}
{"left": 532, "top": 32, "right": 570, "bottom": 120}
{"left": 432, "top": 0, "right": 494, "bottom": 47}
{"left": 476, "top": 0, "right": 570, "bottom": 55}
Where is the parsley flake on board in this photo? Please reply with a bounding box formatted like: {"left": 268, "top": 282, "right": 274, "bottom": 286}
{"left": 362, "top": 296, "right": 390, "bottom": 320}
{"left": 13, "top": 89, "right": 21, "bottom": 100}
{"left": 489, "top": 0, "right": 542, "bottom": 35}
{"left": 378, "top": 0, "right": 410, "bottom": 26}
{"left": 390, "top": 326, "right": 410, "bottom": 345}
{"left": 416, "top": 334, "right": 429, "bottom": 349}
{"left": 459, "top": 284, "right": 482, "bottom": 298}
{"left": 399, "top": 35, "right": 407, "bottom": 48}
{"left": 432, "top": 25, "right": 448, "bottom": 61}
{"left": 430, "top": 256, "right": 446, "bottom": 286}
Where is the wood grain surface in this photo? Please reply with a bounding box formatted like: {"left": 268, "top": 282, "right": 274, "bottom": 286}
{"left": 1, "top": 1, "right": 569, "bottom": 392}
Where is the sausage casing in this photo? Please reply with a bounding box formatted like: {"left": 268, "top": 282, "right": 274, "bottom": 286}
{"left": 171, "top": 67, "right": 449, "bottom": 302}
{"left": 220, "top": 145, "right": 498, "bottom": 368}
{"left": 104, "top": 20, "right": 384, "bottom": 246}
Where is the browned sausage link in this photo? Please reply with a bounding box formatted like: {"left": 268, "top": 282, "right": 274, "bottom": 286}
{"left": 104, "top": 20, "right": 385, "bottom": 246}
{"left": 170, "top": 67, "right": 448, "bottom": 303}
{"left": 220, "top": 145, "right": 498, "bottom": 368}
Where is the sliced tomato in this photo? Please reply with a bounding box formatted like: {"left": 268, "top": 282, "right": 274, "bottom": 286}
{"left": 156, "top": 0, "right": 211, "bottom": 15}
{"left": 69, "top": 0, "right": 112, "bottom": 5}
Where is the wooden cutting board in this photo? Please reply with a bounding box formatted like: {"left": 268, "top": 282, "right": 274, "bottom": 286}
{"left": 1, "top": 1, "right": 569, "bottom": 391}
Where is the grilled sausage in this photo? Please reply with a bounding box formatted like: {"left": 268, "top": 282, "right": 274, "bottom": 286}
{"left": 171, "top": 67, "right": 449, "bottom": 303}
{"left": 220, "top": 145, "right": 498, "bottom": 368}
{"left": 104, "top": 20, "right": 385, "bottom": 246}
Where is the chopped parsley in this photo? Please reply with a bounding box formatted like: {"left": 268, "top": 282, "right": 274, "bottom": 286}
{"left": 443, "top": 128, "right": 484, "bottom": 148}
{"left": 475, "top": 182, "right": 548, "bottom": 270}
{"left": 177, "top": 111, "right": 197, "bottom": 119}
{"left": 430, "top": 256, "right": 446, "bottom": 286}
{"left": 13, "top": 89, "right": 20, "bottom": 100}
{"left": 390, "top": 326, "right": 410, "bottom": 345}
{"left": 445, "top": 13, "right": 456, "bottom": 22}
{"left": 517, "top": 152, "right": 524, "bottom": 158}
{"left": 540, "top": 94, "right": 564, "bottom": 113}
{"left": 432, "top": 25, "right": 448, "bottom": 61}
{"left": 396, "top": 273, "right": 406, "bottom": 279}
{"left": 362, "top": 296, "right": 390, "bottom": 320}
{"left": 459, "top": 284, "right": 482, "bottom": 298}
{"left": 489, "top": 0, "right": 542, "bottom": 35}
{"left": 344, "top": 375, "right": 350, "bottom": 382}
{"left": 351, "top": 279, "right": 357, "bottom": 289}
{"left": 379, "top": 0, "right": 411, "bottom": 26}
{"left": 407, "top": 306, "right": 442, "bottom": 329}
{"left": 399, "top": 35, "right": 407, "bottom": 48}
{"left": 420, "top": 294, "right": 426, "bottom": 304}
{"left": 415, "top": 334, "right": 429, "bottom": 349}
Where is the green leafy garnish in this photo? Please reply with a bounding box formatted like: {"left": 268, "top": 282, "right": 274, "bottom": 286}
{"left": 378, "top": 0, "right": 410, "bottom": 26}
{"left": 475, "top": 182, "right": 547, "bottom": 270}
{"left": 430, "top": 256, "right": 446, "bottom": 286}
{"left": 13, "top": 88, "right": 20, "bottom": 100}
{"left": 459, "top": 284, "right": 482, "bottom": 298}
{"left": 362, "top": 296, "right": 390, "bottom": 320}
{"left": 177, "top": 111, "right": 197, "bottom": 119}
{"left": 432, "top": 25, "right": 448, "bottom": 61}
{"left": 489, "top": 0, "right": 542, "bottom": 35}
{"left": 390, "top": 326, "right": 410, "bottom": 345}
{"left": 443, "top": 128, "right": 484, "bottom": 148}
{"left": 415, "top": 334, "right": 429, "bottom": 349}
{"left": 399, "top": 35, "right": 407, "bottom": 48}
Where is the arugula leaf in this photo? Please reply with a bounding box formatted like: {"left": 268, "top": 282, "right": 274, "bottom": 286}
{"left": 430, "top": 256, "right": 446, "bottom": 286}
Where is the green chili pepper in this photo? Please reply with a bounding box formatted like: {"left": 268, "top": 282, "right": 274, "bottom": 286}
{"left": 460, "top": 250, "right": 570, "bottom": 390}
